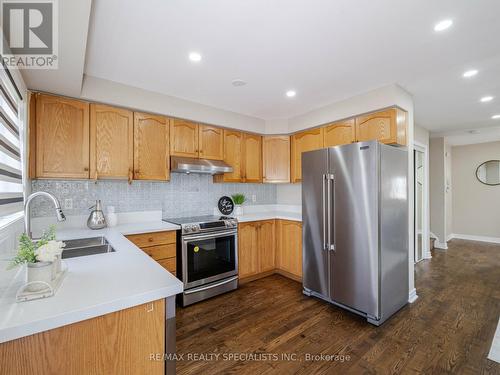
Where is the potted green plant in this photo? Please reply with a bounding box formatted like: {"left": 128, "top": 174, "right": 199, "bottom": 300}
{"left": 231, "top": 193, "right": 246, "bottom": 216}
{"left": 9, "top": 226, "right": 65, "bottom": 292}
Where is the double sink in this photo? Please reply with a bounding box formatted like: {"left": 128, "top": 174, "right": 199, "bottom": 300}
{"left": 61, "top": 237, "right": 116, "bottom": 259}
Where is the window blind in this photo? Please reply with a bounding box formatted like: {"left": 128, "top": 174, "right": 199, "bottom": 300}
{"left": 0, "top": 65, "right": 23, "bottom": 219}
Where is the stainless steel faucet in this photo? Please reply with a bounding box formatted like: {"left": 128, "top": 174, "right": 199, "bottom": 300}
{"left": 24, "top": 191, "right": 66, "bottom": 238}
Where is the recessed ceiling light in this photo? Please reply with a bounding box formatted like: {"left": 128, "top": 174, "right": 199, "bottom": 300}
{"left": 480, "top": 96, "right": 494, "bottom": 103}
{"left": 286, "top": 90, "right": 296, "bottom": 98}
{"left": 492, "top": 114, "right": 500, "bottom": 119}
{"left": 468, "top": 129, "right": 480, "bottom": 134}
{"left": 434, "top": 19, "right": 453, "bottom": 32}
{"left": 462, "top": 69, "right": 478, "bottom": 78}
{"left": 232, "top": 79, "right": 246, "bottom": 87}
{"left": 188, "top": 52, "right": 202, "bottom": 62}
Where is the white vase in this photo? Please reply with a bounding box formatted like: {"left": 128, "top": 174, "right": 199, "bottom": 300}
{"left": 52, "top": 254, "right": 62, "bottom": 279}
{"left": 26, "top": 261, "right": 53, "bottom": 292}
{"left": 234, "top": 205, "right": 243, "bottom": 216}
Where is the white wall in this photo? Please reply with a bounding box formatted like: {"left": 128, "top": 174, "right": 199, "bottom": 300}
{"left": 80, "top": 75, "right": 266, "bottom": 133}
{"left": 452, "top": 141, "right": 500, "bottom": 239}
{"left": 414, "top": 125, "right": 430, "bottom": 147}
{"left": 445, "top": 144, "right": 453, "bottom": 240}
{"left": 429, "top": 137, "right": 446, "bottom": 247}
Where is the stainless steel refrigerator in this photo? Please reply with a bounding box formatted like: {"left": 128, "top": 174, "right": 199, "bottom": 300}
{"left": 302, "top": 141, "right": 408, "bottom": 326}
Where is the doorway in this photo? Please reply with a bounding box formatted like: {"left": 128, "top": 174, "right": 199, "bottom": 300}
{"left": 414, "top": 143, "right": 429, "bottom": 262}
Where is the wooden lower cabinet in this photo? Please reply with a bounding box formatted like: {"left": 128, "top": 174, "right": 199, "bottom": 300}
{"left": 276, "top": 220, "right": 303, "bottom": 279}
{"left": 0, "top": 299, "right": 166, "bottom": 375}
{"left": 238, "top": 219, "right": 301, "bottom": 282}
{"left": 126, "top": 231, "right": 177, "bottom": 275}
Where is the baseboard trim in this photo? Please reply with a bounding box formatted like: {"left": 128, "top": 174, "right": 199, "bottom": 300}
{"left": 408, "top": 288, "right": 418, "bottom": 303}
{"left": 449, "top": 233, "right": 500, "bottom": 244}
{"left": 275, "top": 269, "right": 302, "bottom": 282}
{"left": 434, "top": 241, "right": 448, "bottom": 250}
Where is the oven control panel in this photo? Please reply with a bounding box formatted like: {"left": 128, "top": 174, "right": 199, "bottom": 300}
{"left": 182, "top": 219, "right": 238, "bottom": 234}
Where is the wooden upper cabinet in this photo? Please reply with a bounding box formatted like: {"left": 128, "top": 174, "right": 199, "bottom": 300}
{"left": 323, "top": 119, "right": 355, "bottom": 147}
{"left": 90, "top": 104, "right": 133, "bottom": 180}
{"left": 35, "top": 94, "right": 90, "bottom": 179}
{"left": 170, "top": 119, "right": 199, "bottom": 157}
{"left": 133, "top": 112, "right": 170, "bottom": 181}
{"left": 290, "top": 128, "right": 324, "bottom": 183}
{"left": 238, "top": 222, "right": 260, "bottom": 278}
{"left": 242, "top": 133, "right": 262, "bottom": 183}
{"left": 276, "top": 220, "right": 302, "bottom": 278}
{"left": 198, "top": 124, "right": 223, "bottom": 160}
{"left": 262, "top": 136, "right": 290, "bottom": 183}
{"left": 214, "top": 130, "right": 243, "bottom": 182}
{"left": 258, "top": 220, "right": 275, "bottom": 272}
{"left": 355, "top": 108, "right": 407, "bottom": 146}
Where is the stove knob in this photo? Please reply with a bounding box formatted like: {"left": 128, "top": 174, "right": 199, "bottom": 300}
{"left": 184, "top": 225, "right": 192, "bottom": 233}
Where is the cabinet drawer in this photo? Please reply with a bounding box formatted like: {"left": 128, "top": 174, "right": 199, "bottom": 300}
{"left": 127, "top": 231, "right": 176, "bottom": 247}
{"left": 142, "top": 243, "right": 176, "bottom": 261}
{"left": 157, "top": 257, "right": 176, "bottom": 273}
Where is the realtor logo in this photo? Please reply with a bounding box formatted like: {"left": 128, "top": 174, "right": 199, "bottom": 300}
{"left": 1, "top": 0, "right": 58, "bottom": 69}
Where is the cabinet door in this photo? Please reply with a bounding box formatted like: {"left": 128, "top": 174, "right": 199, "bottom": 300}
{"left": 0, "top": 299, "right": 165, "bottom": 375}
{"left": 242, "top": 133, "right": 262, "bottom": 183}
{"left": 238, "top": 222, "right": 259, "bottom": 278}
{"left": 262, "top": 136, "right": 290, "bottom": 183}
{"left": 35, "top": 94, "right": 90, "bottom": 178}
{"left": 199, "top": 124, "right": 223, "bottom": 160}
{"left": 276, "top": 220, "right": 302, "bottom": 278}
{"left": 323, "top": 119, "right": 355, "bottom": 147}
{"left": 258, "top": 220, "right": 275, "bottom": 272}
{"left": 291, "top": 128, "right": 323, "bottom": 182}
{"left": 133, "top": 112, "right": 170, "bottom": 181}
{"left": 355, "top": 108, "right": 406, "bottom": 145}
{"left": 90, "top": 104, "right": 133, "bottom": 180}
{"left": 214, "top": 130, "right": 243, "bottom": 182}
{"left": 170, "top": 119, "right": 199, "bottom": 157}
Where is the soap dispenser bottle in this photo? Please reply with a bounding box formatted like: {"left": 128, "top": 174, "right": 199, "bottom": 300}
{"left": 87, "top": 200, "right": 107, "bottom": 229}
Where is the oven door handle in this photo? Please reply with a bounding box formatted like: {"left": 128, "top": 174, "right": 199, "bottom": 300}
{"left": 184, "top": 276, "right": 238, "bottom": 295}
{"left": 183, "top": 230, "right": 237, "bottom": 241}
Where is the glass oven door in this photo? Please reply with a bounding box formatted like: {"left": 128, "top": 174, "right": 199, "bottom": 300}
{"left": 182, "top": 229, "right": 238, "bottom": 289}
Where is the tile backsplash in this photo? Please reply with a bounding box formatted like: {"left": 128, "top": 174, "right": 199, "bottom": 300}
{"left": 31, "top": 173, "right": 277, "bottom": 218}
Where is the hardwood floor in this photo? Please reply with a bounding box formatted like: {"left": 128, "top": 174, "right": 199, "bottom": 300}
{"left": 176, "top": 239, "right": 500, "bottom": 374}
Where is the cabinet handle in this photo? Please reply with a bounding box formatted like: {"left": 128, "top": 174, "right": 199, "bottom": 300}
{"left": 83, "top": 167, "right": 89, "bottom": 172}
{"left": 148, "top": 237, "right": 154, "bottom": 242}
{"left": 146, "top": 303, "right": 154, "bottom": 313}
{"left": 128, "top": 169, "right": 133, "bottom": 184}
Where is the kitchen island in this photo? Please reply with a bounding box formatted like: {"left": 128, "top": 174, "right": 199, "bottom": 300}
{"left": 0, "top": 220, "right": 182, "bottom": 375}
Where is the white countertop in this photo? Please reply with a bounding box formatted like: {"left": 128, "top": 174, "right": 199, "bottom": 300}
{"left": 236, "top": 210, "right": 302, "bottom": 223}
{"left": 0, "top": 221, "right": 182, "bottom": 344}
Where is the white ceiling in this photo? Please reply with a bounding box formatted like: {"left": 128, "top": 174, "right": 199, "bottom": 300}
{"left": 23, "top": 0, "right": 500, "bottom": 134}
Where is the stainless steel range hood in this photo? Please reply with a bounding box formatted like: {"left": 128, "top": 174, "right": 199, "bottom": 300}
{"left": 170, "top": 156, "right": 233, "bottom": 175}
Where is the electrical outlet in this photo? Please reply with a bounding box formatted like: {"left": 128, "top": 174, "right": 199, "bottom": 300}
{"left": 252, "top": 194, "right": 257, "bottom": 203}
{"left": 64, "top": 198, "right": 73, "bottom": 210}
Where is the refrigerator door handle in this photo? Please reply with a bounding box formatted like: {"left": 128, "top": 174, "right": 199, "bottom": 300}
{"left": 322, "top": 174, "right": 327, "bottom": 251}
{"left": 327, "top": 173, "right": 335, "bottom": 251}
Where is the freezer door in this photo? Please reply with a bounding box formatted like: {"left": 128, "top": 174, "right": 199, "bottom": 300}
{"left": 328, "top": 141, "right": 379, "bottom": 318}
{"left": 302, "top": 149, "right": 330, "bottom": 298}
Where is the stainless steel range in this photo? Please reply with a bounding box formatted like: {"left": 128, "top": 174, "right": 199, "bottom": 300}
{"left": 163, "top": 215, "right": 238, "bottom": 306}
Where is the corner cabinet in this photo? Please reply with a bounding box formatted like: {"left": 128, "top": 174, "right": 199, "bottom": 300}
{"left": 0, "top": 300, "right": 166, "bottom": 375}
{"left": 34, "top": 94, "right": 90, "bottom": 179}
{"left": 90, "top": 104, "right": 134, "bottom": 181}
{"left": 291, "top": 128, "right": 324, "bottom": 183}
{"left": 323, "top": 119, "right": 355, "bottom": 147}
{"left": 170, "top": 119, "right": 199, "bottom": 157}
{"left": 133, "top": 112, "right": 170, "bottom": 181}
{"left": 262, "top": 136, "right": 290, "bottom": 183}
{"left": 355, "top": 108, "right": 407, "bottom": 146}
